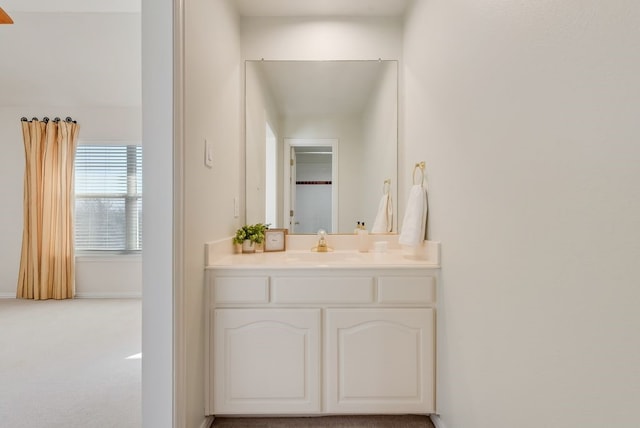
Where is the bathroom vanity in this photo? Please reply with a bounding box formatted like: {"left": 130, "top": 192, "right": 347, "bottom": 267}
{"left": 205, "top": 241, "right": 440, "bottom": 416}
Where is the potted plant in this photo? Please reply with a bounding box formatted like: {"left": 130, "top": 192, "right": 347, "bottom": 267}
{"left": 233, "top": 223, "right": 269, "bottom": 253}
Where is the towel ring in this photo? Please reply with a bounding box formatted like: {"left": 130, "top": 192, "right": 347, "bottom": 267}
{"left": 383, "top": 179, "right": 391, "bottom": 194}
{"left": 413, "top": 161, "right": 425, "bottom": 185}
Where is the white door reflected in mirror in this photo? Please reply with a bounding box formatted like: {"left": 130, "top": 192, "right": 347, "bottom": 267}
{"left": 284, "top": 139, "right": 338, "bottom": 234}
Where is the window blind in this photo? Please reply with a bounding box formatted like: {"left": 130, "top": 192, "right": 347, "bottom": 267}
{"left": 75, "top": 145, "right": 142, "bottom": 252}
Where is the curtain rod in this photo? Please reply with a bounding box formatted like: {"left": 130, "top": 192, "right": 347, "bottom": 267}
{"left": 21, "top": 117, "right": 77, "bottom": 124}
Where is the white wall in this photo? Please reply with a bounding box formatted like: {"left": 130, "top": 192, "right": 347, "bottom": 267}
{"left": 0, "top": 11, "right": 142, "bottom": 298}
{"left": 0, "top": 109, "right": 29, "bottom": 297}
{"left": 403, "top": 1, "right": 640, "bottom": 427}
{"left": 183, "top": 0, "right": 242, "bottom": 427}
{"left": 75, "top": 255, "right": 141, "bottom": 298}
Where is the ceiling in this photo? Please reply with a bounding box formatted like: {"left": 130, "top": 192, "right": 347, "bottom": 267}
{"left": 254, "top": 61, "right": 391, "bottom": 117}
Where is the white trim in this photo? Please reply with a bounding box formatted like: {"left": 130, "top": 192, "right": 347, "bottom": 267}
{"left": 74, "top": 292, "right": 142, "bottom": 299}
{"left": 200, "top": 416, "right": 215, "bottom": 428}
{"left": 0, "top": 293, "right": 142, "bottom": 299}
{"left": 76, "top": 254, "right": 142, "bottom": 263}
{"left": 431, "top": 414, "right": 447, "bottom": 428}
{"left": 77, "top": 138, "right": 141, "bottom": 147}
{"left": 141, "top": 0, "right": 175, "bottom": 425}
{"left": 173, "top": 0, "right": 187, "bottom": 426}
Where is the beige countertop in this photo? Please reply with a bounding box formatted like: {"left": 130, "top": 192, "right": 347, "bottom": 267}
{"left": 206, "top": 249, "right": 439, "bottom": 269}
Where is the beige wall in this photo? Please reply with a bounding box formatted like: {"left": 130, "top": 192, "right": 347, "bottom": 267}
{"left": 241, "top": 16, "right": 403, "bottom": 61}
{"left": 403, "top": 1, "right": 640, "bottom": 427}
{"left": 361, "top": 61, "right": 398, "bottom": 231}
{"left": 245, "top": 61, "right": 282, "bottom": 226}
{"left": 183, "top": 0, "right": 242, "bottom": 427}
{"left": 172, "top": 3, "right": 640, "bottom": 427}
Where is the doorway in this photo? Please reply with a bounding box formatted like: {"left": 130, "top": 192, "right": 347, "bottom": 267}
{"left": 283, "top": 139, "right": 338, "bottom": 234}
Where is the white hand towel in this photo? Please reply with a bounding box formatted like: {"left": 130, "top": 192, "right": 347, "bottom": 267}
{"left": 398, "top": 185, "right": 428, "bottom": 247}
{"left": 371, "top": 193, "right": 393, "bottom": 233}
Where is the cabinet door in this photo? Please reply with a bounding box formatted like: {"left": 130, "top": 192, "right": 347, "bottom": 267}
{"left": 213, "top": 309, "right": 321, "bottom": 414}
{"left": 325, "top": 308, "right": 435, "bottom": 414}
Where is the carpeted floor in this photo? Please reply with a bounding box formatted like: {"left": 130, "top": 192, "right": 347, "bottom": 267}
{"left": 212, "top": 415, "right": 435, "bottom": 427}
{"left": 0, "top": 298, "right": 141, "bottom": 428}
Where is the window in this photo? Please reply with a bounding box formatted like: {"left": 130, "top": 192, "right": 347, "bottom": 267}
{"left": 74, "top": 145, "right": 142, "bottom": 252}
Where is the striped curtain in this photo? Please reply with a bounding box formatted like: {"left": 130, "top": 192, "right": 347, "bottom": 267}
{"left": 17, "top": 117, "right": 80, "bottom": 300}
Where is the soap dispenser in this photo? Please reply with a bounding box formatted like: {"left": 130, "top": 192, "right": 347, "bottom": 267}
{"left": 358, "top": 222, "right": 369, "bottom": 252}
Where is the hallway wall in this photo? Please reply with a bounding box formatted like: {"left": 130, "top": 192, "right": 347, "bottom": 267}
{"left": 403, "top": 1, "right": 640, "bottom": 427}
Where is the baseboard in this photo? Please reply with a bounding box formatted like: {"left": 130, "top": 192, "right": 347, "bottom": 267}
{"left": 0, "top": 293, "right": 142, "bottom": 299}
{"left": 200, "top": 415, "right": 215, "bottom": 428}
{"left": 430, "top": 414, "right": 447, "bottom": 428}
{"left": 74, "top": 292, "right": 142, "bottom": 299}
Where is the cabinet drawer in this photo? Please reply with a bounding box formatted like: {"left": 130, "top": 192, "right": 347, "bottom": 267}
{"left": 213, "top": 276, "right": 269, "bottom": 304}
{"left": 377, "top": 276, "right": 435, "bottom": 304}
{"left": 272, "top": 277, "right": 374, "bottom": 303}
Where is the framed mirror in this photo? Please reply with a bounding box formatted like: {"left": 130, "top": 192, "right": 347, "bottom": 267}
{"left": 245, "top": 60, "right": 397, "bottom": 234}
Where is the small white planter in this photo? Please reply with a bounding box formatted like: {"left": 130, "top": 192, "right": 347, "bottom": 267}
{"left": 242, "top": 240, "right": 256, "bottom": 253}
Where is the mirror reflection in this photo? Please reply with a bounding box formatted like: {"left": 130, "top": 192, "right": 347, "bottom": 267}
{"left": 245, "top": 60, "right": 397, "bottom": 234}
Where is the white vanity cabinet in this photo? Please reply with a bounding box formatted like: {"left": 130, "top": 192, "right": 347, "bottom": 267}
{"left": 212, "top": 308, "right": 321, "bottom": 414}
{"left": 205, "top": 267, "right": 437, "bottom": 416}
{"left": 325, "top": 308, "right": 434, "bottom": 413}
